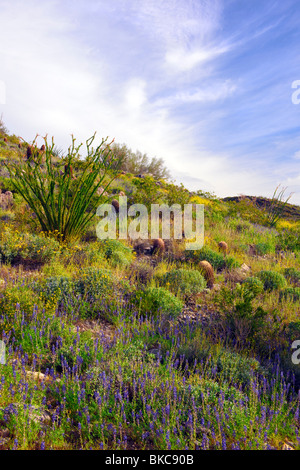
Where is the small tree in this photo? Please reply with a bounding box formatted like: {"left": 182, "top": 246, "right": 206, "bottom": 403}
{"left": 5, "top": 133, "right": 122, "bottom": 242}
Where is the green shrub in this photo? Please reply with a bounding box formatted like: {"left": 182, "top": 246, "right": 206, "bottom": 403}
{"left": 225, "top": 255, "right": 241, "bottom": 269}
{"left": 0, "top": 228, "right": 60, "bottom": 265}
{"left": 254, "top": 241, "right": 275, "bottom": 256}
{"left": 276, "top": 228, "right": 300, "bottom": 252}
{"left": 187, "top": 246, "right": 226, "bottom": 271}
{"left": 101, "top": 239, "right": 134, "bottom": 267}
{"left": 36, "top": 275, "right": 74, "bottom": 305}
{"left": 243, "top": 277, "right": 264, "bottom": 297}
{"left": 157, "top": 268, "right": 206, "bottom": 298}
{"left": 283, "top": 268, "right": 300, "bottom": 286}
{"left": 138, "top": 286, "right": 183, "bottom": 318}
{"left": 279, "top": 287, "right": 300, "bottom": 302}
{"left": 256, "top": 270, "right": 287, "bottom": 292}
{"left": 227, "top": 217, "right": 253, "bottom": 233}
{"left": 74, "top": 267, "right": 116, "bottom": 300}
{"left": 0, "top": 285, "right": 55, "bottom": 335}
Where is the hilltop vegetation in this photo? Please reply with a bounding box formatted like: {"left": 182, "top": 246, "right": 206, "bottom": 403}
{"left": 0, "top": 123, "right": 299, "bottom": 450}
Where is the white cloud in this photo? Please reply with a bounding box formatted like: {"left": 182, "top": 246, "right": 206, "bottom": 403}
{"left": 124, "top": 79, "right": 147, "bottom": 110}
{"left": 165, "top": 45, "right": 228, "bottom": 72}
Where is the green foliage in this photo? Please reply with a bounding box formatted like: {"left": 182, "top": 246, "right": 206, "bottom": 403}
{"left": 187, "top": 246, "right": 226, "bottom": 271}
{"left": 35, "top": 275, "right": 74, "bottom": 306}
{"left": 265, "top": 185, "right": 293, "bottom": 228}
{"left": 283, "top": 267, "right": 300, "bottom": 286}
{"left": 277, "top": 228, "right": 300, "bottom": 252}
{"left": 5, "top": 134, "right": 122, "bottom": 242}
{"left": 131, "top": 175, "right": 163, "bottom": 207}
{"left": 0, "top": 285, "right": 53, "bottom": 335}
{"left": 0, "top": 227, "right": 60, "bottom": 265}
{"left": 225, "top": 255, "right": 241, "bottom": 269}
{"left": 101, "top": 239, "right": 133, "bottom": 268}
{"left": 164, "top": 182, "right": 191, "bottom": 206}
{"left": 74, "top": 267, "right": 116, "bottom": 301}
{"left": 254, "top": 241, "right": 275, "bottom": 256}
{"left": 279, "top": 287, "right": 300, "bottom": 302}
{"left": 257, "top": 270, "right": 287, "bottom": 292}
{"left": 157, "top": 268, "right": 206, "bottom": 298}
{"left": 276, "top": 228, "right": 300, "bottom": 252}
{"left": 137, "top": 286, "right": 183, "bottom": 318}
{"left": 243, "top": 277, "right": 264, "bottom": 297}
{"left": 227, "top": 217, "right": 253, "bottom": 233}
{"left": 104, "top": 142, "right": 170, "bottom": 179}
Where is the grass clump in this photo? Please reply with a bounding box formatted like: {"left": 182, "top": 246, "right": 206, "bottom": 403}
{"left": 137, "top": 286, "right": 183, "bottom": 319}
{"left": 256, "top": 270, "right": 287, "bottom": 292}
{"left": 157, "top": 268, "right": 206, "bottom": 299}
{"left": 0, "top": 227, "right": 60, "bottom": 266}
{"left": 243, "top": 277, "right": 264, "bottom": 297}
{"left": 101, "top": 239, "right": 134, "bottom": 268}
{"left": 283, "top": 267, "right": 300, "bottom": 287}
{"left": 279, "top": 287, "right": 300, "bottom": 302}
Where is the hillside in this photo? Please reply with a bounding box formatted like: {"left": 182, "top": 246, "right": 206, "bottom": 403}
{"left": 0, "top": 126, "right": 299, "bottom": 451}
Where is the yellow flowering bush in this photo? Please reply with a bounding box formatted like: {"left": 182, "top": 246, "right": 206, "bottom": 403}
{"left": 0, "top": 226, "right": 60, "bottom": 265}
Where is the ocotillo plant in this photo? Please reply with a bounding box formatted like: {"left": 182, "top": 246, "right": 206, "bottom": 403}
{"left": 5, "top": 133, "right": 122, "bottom": 242}
{"left": 265, "top": 185, "right": 293, "bottom": 228}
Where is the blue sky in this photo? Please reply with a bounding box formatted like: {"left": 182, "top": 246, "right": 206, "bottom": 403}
{"left": 0, "top": 0, "right": 300, "bottom": 203}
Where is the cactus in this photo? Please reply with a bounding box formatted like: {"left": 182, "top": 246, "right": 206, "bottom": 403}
{"left": 218, "top": 241, "right": 228, "bottom": 254}
{"left": 111, "top": 199, "right": 120, "bottom": 213}
{"left": 199, "top": 260, "right": 214, "bottom": 288}
{"left": 152, "top": 238, "right": 165, "bottom": 255}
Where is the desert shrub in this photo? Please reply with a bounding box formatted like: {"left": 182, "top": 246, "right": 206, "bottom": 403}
{"left": 225, "top": 255, "right": 241, "bottom": 269}
{"left": 101, "top": 239, "right": 134, "bottom": 268}
{"left": 157, "top": 268, "right": 206, "bottom": 298}
{"left": 178, "top": 328, "right": 261, "bottom": 387}
{"left": 256, "top": 270, "right": 287, "bottom": 292}
{"left": 165, "top": 182, "right": 191, "bottom": 206}
{"left": 0, "top": 285, "right": 55, "bottom": 335}
{"left": 254, "top": 241, "right": 275, "bottom": 256}
{"left": 35, "top": 276, "right": 74, "bottom": 306}
{"left": 243, "top": 277, "right": 264, "bottom": 297}
{"left": 276, "top": 228, "right": 300, "bottom": 252}
{"left": 187, "top": 246, "right": 226, "bottom": 271}
{"left": 131, "top": 175, "right": 163, "bottom": 207}
{"left": 283, "top": 268, "right": 300, "bottom": 286}
{"left": 74, "top": 267, "right": 116, "bottom": 301}
{"left": 0, "top": 227, "right": 60, "bottom": 266}
{"left": 279, "top": 287, "right": 300, "bottom": 302}
{"left": 227, "top": 217, "right": 253, "bottom": 233}
{"left": 137, "top": 286, "right": 183, "bottom": 319}
{"left": 188, "top": 379, "right": 247, "bottom": 408}
{"left": 130, "top": 259, "right": 155, "bottom": 285}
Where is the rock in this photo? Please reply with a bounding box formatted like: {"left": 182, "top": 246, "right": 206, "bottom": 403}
{"left": 25, "top": 370, "right": 60, "bottom": 384}
{"left": 282, "top": 443, "right": 294, "bottom": 450}
{"left": 240, "top": 263, "right": 251, "bottom": 273}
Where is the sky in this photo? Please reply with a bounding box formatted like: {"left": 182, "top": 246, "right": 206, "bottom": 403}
{"left": 0, "top": 0, "right": 300, "bottom": 204}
